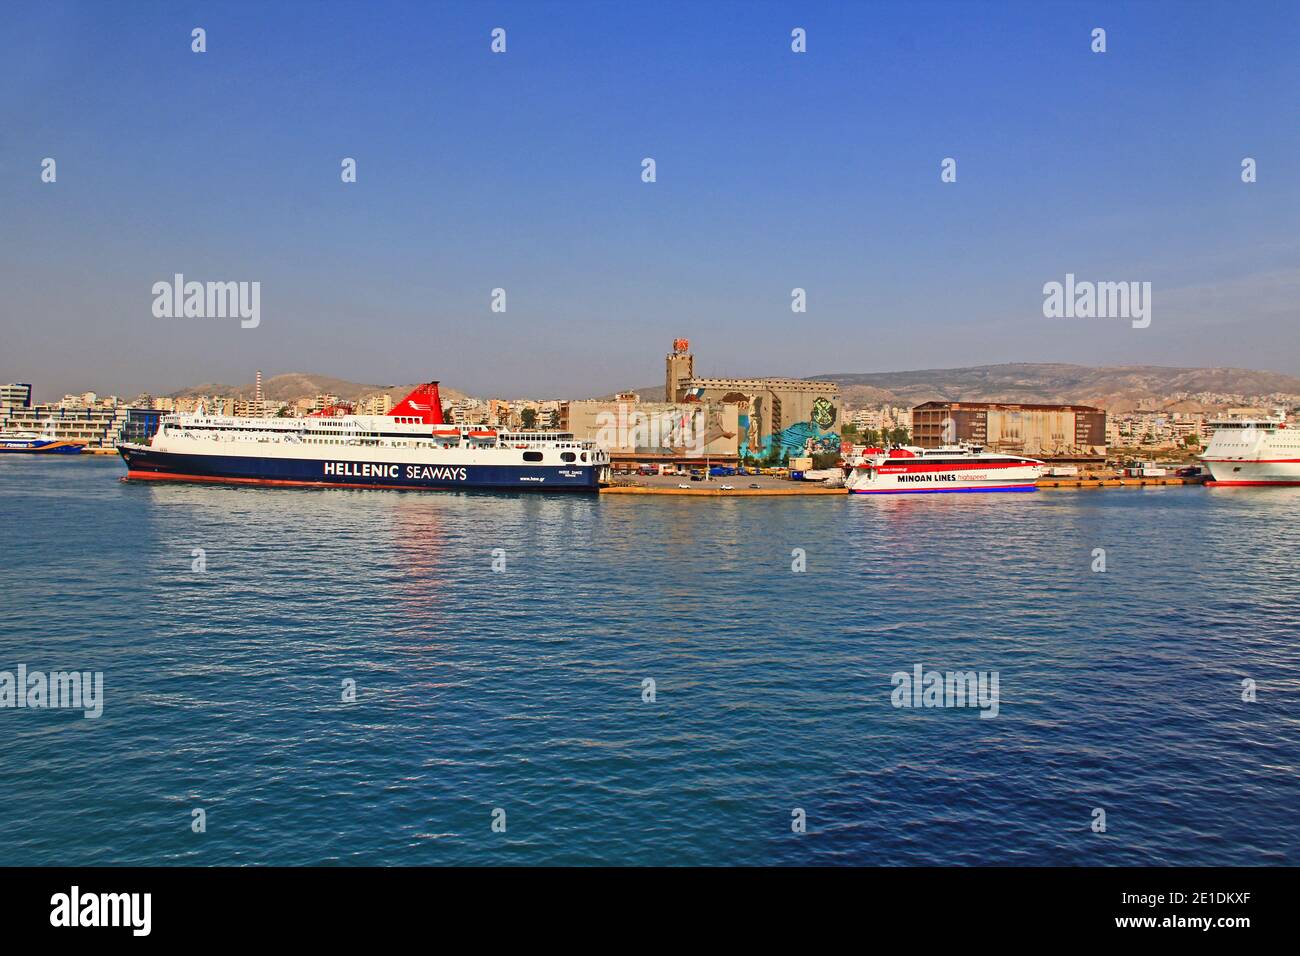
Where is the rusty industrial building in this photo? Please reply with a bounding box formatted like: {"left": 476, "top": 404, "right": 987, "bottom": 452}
{"left": 912, "top": 401, "right": 1107, "bottom": 462}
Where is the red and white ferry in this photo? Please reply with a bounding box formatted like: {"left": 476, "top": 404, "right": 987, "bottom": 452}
{"left": 844, "top": 443, "right": 1044, "bottom": 494}
{"left": 1201, "top": 415, "right": 1300, "bottom": 486}
{"left": 117, "top": 382, "right": 611, "bottom": 492}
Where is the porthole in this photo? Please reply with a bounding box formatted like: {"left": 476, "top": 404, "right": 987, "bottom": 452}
{"left": 523, "top": 451, "right": 543, "bottom": 462}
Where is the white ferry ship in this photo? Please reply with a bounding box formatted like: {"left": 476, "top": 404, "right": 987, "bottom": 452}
{"left": 844, "top": 443, "right": 1043, "bottom": 494}
{"left": 1200, "top": 415, "right": 1300, "bottom": 486}
{"left": 117, "top": 383, "right": 611, "bottom": 491}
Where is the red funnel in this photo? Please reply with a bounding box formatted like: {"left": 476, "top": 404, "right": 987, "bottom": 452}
{"left": 389, "top": 382, "right": 445, "bottom": 425}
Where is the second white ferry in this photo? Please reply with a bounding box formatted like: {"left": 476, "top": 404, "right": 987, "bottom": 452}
{"left": 844, "top": 443, "right": 1044, "bottom": 494}
{"left": 1201, "top": 415, "right": 1300, "bottom": 486}
{"left": 117, "top": 382, "right": 611, "bottom": 491}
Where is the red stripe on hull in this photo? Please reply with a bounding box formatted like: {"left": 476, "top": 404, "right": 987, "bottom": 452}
{"left": 874, "top": 460, "right": 1035, "bottom": 474}
{"left": 1205, "top": 480, "right": 1300, "bottom": 487}
{"left": 850, "top": 483, "right": 1038, "bottom": 494}
{"left": 125, "top": 470, "right": 452, "bottom": 492}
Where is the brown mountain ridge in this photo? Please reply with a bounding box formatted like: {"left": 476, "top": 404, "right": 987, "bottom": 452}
{"left": 168, "top": 373, "right": 468, "bottom": 405}
{"left": 808, "top": 363, "right": 1300, "bottom": 412}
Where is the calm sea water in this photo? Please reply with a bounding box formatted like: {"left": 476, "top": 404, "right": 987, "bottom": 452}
{"left": 1, "top": 456, "right": 1297, "bottom": 866}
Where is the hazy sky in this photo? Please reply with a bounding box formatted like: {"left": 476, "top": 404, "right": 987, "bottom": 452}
{"left": 3, "top": 0, "right": 1298, "bottom": 401}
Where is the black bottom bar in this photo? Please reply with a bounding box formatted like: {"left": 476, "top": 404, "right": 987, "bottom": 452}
{"left": 0, "top": 866, "right": 1284, "bottom": 941}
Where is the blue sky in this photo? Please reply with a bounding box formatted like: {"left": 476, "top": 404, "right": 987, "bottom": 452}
{"left": 2, "top": 0, "right": 1298, "bottom": 400}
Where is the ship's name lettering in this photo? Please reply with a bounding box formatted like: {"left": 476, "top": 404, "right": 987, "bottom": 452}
{"left": 407, "top": 465, "right": 468, "bottom": 481}
{"left": 325, "top": 462, "right": 400, "bottom": 478}
{"left": 324, "top": 462, "right": 468, "bottom": 481}
{"left": 898, "top": 473, "right": 957, "bottom": 482}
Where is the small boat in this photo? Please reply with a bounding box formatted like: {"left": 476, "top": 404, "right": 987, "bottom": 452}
{"left": 0, "top": 421, "right": 85, "bottom": 455}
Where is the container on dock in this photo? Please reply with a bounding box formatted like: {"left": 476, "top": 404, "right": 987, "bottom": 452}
{"left": 1123, "top": 460, "right": 1167, "bottom": 478}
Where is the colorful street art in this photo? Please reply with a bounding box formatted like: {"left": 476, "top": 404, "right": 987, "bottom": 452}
{"left": 686, "top": 382, "right": 841, "bottom": 464}
{"left": 739, "top": 398, "right": 840, "bottom": 463}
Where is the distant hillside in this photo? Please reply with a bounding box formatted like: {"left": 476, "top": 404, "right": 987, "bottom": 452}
{"left": 599, "top": 364, "right": 1300, "bottom": 413}
{"left": 169, "top": 373, "right": 468, "bottom": 404}
{"left": 167, "top": 364, "right": 1300, "bottom": 413}
{"left": 811, "top": 364, "right": 1300, "bottom": 412}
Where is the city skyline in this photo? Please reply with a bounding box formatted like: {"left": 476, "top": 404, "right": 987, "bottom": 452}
{"left": 13, "top": 349, "right": 1300, "bottom": 408}
{"left": 4, "top": 1, "right": 1300, "bottom": 398}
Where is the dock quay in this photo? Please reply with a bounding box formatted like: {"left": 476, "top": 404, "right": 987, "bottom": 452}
{"left": 1037, "top": 475, "right": 1205, "bottom": 489}
{"left": 602, "top": 472, "right": 1206, "bottom": 495}
{"left": 600, "top": 484, "right": 843, "bottom": 496}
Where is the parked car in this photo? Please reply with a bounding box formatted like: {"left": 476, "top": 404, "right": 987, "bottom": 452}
{"left": 749, "top": 482, "right": 761, "bottom": 489}
{"left": 720, "top": 484, "right": 734, "bottom": 491}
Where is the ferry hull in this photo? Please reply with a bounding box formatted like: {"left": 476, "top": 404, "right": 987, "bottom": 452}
{"left": 0, "top": 440, "right": 84, "bottom": 454}
{"left": 845, "top": 461, "right": 1043, "bottom": 494}
{"left": 849, "top": 483, "right": 1038, "bottom": 494}
{"left": 118, "top": 446, "right": 601, "bottom": 492}
{"left": 1200, "top": 417, "right": 1300, "bottom": 486}
{"left": 1202, "top": 460, "right": 1300, "bottom": 487}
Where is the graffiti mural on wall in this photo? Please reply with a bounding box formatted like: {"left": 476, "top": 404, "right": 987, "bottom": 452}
{"left": 689, "top": 385, "right": 840, "bottom": 462}
{"left": 738, "top": 395, "right": 840, "bottom": 462}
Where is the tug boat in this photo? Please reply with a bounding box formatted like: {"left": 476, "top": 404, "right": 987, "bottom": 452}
{"left": 117, "top": 382, "right": 610, "bottom": 491}
{"left": 1201, "top": 415, "right": 1300, "bottom": 486}
{"left": 844, "top": 443, "right": 1043, "bottom": 494}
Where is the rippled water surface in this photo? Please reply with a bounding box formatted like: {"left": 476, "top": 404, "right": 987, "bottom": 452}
{"left": 1, "top": 456, "right": 1297, "bottom": 865}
